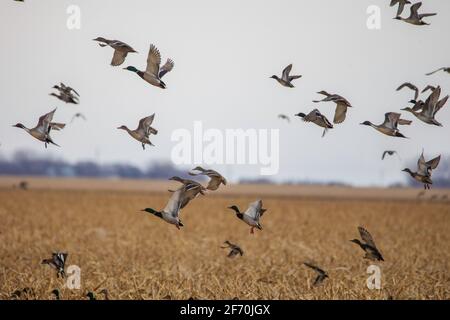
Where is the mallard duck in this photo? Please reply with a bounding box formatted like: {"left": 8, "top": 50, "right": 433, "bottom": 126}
{"left": 13, "top": 108, "right": 65, "bottom": 148}
{"left": 350, "top": 226, "right": 384, "bottom": 261}
{"left": 396, "top": 82, "right": 419, "bottom": 101}
{"left": 313, "top": 91, "right": 353, "bottom": 124}
{"left": 278, "top": 114, "right": 290, "bottom": 123}
{"left": 403, "top": 151, "right": 440, "bottom": 189}
{"left": 303, "top": 262, "right": 329, "bottom": 287}
{"left": 394, "top": 2, "right": 436, "bottom": 25}
{"left": 295, "top": 109, "right": 333, "bottom": 137}
{"left": 270, "top": 64, "right": 302, "bottom": 88}
{"left": 70, "top": 112, "right": 87, "bottom": 123}
{"left": 360, "top": 112, "right": 411, "bottom": 138}
{"left": 382, "top": 150, "right": 397, "bottom": 160}
{"left": 221, "top": 240, "right": 244, "bottom": 258}
{"left": 426, "top": 67, "right": 450, "bottom": 76}
{"left": 117, "top": 114, "right": 158, "bottom": 150}
{"left": 51, "top": 289, "right": 61, "bottom": 300}
{"left": 124, "top": 44, "right": 174, "bottom": 89}
{"left": 228, "top": 200, "right": 267, "bottom": 234}
{"left": 141, "top": 186, "right": 186, "bottom": 230}
{"left": 189, "top": 166, "right": 227, "bottom": 191}
{"left": 401, "top": 86, "right": 448, "bottom": 126}
{"left": 390, "top": 0, "right": 411, "bottom": 17}
{"left": 93, "top": 37, "right": 137, "bottom": 66}
{"left": 168, "top": 176, "right": 206, "bottom": 208}
{"left": 41, "top": 252, "right": 68, "bottom": 278}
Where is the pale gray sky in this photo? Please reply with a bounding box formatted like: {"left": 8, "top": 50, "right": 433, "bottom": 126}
{"left": 0, "top": 0, "right": 449, "bottom": 186}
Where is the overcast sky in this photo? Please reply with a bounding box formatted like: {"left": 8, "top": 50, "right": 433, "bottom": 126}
{"left": 0, "top": 0, "right": 449, "bottom": 186}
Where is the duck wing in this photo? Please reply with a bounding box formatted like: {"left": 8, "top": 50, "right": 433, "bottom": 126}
{"left": 302, "top": 109, "right": 321, "bottom": 123}
{"left": 409, "top": 2, "right": 422, "bottom": 20}
{"left": 417, "top": 151, "right": 429, "bottom": 175}
{"left": 426, "top": 67, "right": 445, "bottom": 76}
{"left": 422, "top": 86, "right": 441, "bottom": 117}
{"left": 383, "top": 112, "right": 401, "bottom": 129}
{"left": 37, "top": 108, "right": 56, "bottom": 133}
{"left": 433, "top": 95, "right": 448, "bottom": 116}
{"left": 421, "top": 85, "right": 436, "bottom": 94}
{"left": 163, "top": 188, "right": 183, "bottom": 218}
{"left": 138, "top": 114, "right": 156, "bottom": 135}
{"left": 281, "top": 64, "right": 292, "bottom": 82}
{"left": 244, "top": 199, "right": 263, "bottom": 221}
{"left": 303, "top": 262, "right": 327, "bottom": 275}
{"left": 426, "top": 155, "right": 441, "bottom": 170}
{"left": 159, "top": 59, "right": 174, "bottom": 78}
{"left": 358, "top": 226, "right": 378, "bottom": 249}
{"left": 49, "top": 123, "right": 66, "bottom": 131}
{"left": 111, "top": 50, "right": 128, "bottom": 66}
{"left": 333, "top": 102, "right": 348, "bottom": 124}
{"left": 146, "top": 44, "right": 162, "bottom": 77}
{"left": 396, "top": 82, "right": 419, "bottom": 101}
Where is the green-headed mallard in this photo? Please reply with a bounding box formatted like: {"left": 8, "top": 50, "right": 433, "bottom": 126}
{"left": 313, "top": 91, "right": 353, "bottom": 124}
{"left": 295, "top": 109, "right": 333, "bottom": 137}
{"left": 189, "top": 166, "right": 227, "bottom": 191}
{"left": 403, "top": 150, "right": 440, "bottom": 189}
{"left": 117, "top": 114, "right": 158, "bottom": 150}
{"left": 228, "top": 200, "right": 267, "bottom": 234}
{"left": 93, "top": 37, "right": 137, "bottom": 66}
{"left": 350, "top": 226, "right": 384, "bottom": 261}
{"left": 13, "top": 108, "right": 65, "bottom": 148}
{"left": 124, "top": 44, "right": 174, "bottom": 89}
{"left": 270, "top": 64, "right": 302, "bottom": 88}
{"left": 394, "top": 2, "right": 436, "bottom": 25}
{"left": 360, "top": 112, "right": 411, "bottom": 138}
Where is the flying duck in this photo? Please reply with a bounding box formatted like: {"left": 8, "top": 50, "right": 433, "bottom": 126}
{"left": 313, "top": 91, "right": 353, "bottom": 124}
{"left": 270, "top": 64, "right": 302, "bottom": 88}
{"left": 390, "top": 0, "right": 411, "bottom": 17}
{"left": 295, "top": 109, "right": 333, "bottom": 137}
{"left": 382, "top": 150, "right": 397, "bottom": 160}
{"left": 228, "top": 200, "right": 267, "bottom": 234}
{"left": 168, "top": 176, "right": 206, "bottom": 208}
{"left": 141, "top": 187, "right": 186, "bottom": 230}
{"left": 421, "top": 85, "right": 436, "bottom": 94}
{"left": 401, "top": 86, "right": 448, "bottom": 126}
{"left": 221, "top": 240, "right": 244, "bottom": 258}
{"left": 13, "top": 108, "right": 65, "bottom": 148}
{"left": 41, "top": 252, "right": 68, "bottom": 278}
{"left": 49, "top": 91, "right": 79, "bottom": 104}
{"left": 53, "top": 82, "right": 80, "bottom": 98}
{"left": 426, "top": 67, "right": 450, "bottom": 76}
{"left": 360, "top": 112, "right": 411, "bottom": 138}
{"left": 403, "top": 151, "right": 440, "bottom": 189}
{"left": 93, "top": 37, "right": 137, "bottom": 66}
{"left": 278, "top": 114, "right": 290, "bottom": 123}
{"left": 350, "top": 226, "right": 384, "bottom": 261}
{"left": 71, "top": 112, "right": 87, "bottom": 123}
{"left": 396, "top": 82, "right": 419, "bottom": 101}
{"left": 117, "top": 114, "right": 158, "bottom": 149}
{"left": 189, "top": 166, "right": 227, "bottom": 191}
{"left": 124, "top": 44, "right": 174, "bottom": 89}
{"left": 394, "top": 2, "right": 436, "bottom": 25}
{"left": 303, "top": 262, "right": 329, "bottom": 287}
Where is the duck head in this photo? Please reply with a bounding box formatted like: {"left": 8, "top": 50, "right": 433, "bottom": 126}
{"left": 117, "top": 125, "right": 128, "bottom": 130}
{"left": 350, "top": 239, "right": 363, "bottom": 246}
{"left": 360, "top": 121, "right": 372, "bottom": 126}
{"left": 402, "top": 168, "right": 413, "bottom": 175}
{"left": 92, "top": 37, "right": 107, "bottom": 42}
{"left": 270, "top": 75, "right": 279, "bottom": 80}
{"left": 141, "top": 208, "right": 163, "bottom": 218}
{"left": 123, "top": 66, "right": 139, "bottom": 73}
{"left": 294, "top": 112, "right": 306, "bottom": 118}
{"left": 12, "top": 123, "right": 26, "bottom": 129}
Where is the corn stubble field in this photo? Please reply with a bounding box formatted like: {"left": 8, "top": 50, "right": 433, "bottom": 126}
{"left": 0, "top": 178, "right": 449, "bottom": 300}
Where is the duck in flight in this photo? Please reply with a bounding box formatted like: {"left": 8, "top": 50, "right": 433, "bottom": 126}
{"left": 426, "top": 67, "right": 450, "bottom": 76}
{"left": 93, "top": 37, "right": 137, "bottom": 66}
{"left": 124, "top": 44, "right": 174, "bottom": 89}
{"left": 295, "top": 109, "right": 333, "bottom": 137}
{"left": 168, "top": 176, "right": 206, "bottom": 208}
{"left": 41, "top": 252, "right": 68, "bottom": 278}
{"left": 270, "top": 64, "right": 302, "bottom": 88}
{"left": 360, "top": 112, "right": 411, "bottom": 138}
{"left": 221, "top": 241, "right": 244, "bottom": 258}
{"left": 53, "top": 82, "right": 80, "bottom": 98}
{"left": 350, "top": 227, "right": 384, "bottom": 261}
{"left": 117, "top": 114, "right": 158, "bottom": 149}
{"left": 228, "top": 200, "right": 267, "bottom": 234}
{"left": 403, "top": 150, "right": 440, "bottom": 189}
{"left": 396, "top": 82, "right": 419, "bottom": 101}
{"left": 382, "top": 150, "right": 398, "bottom": 160}
{"left": 390, "top": 0, "right": 411, "bottom": 17}
{"left": 13, "top": 108, "right": 65, "bottom": 148}
{"left": 394, "top": 2, "right": 436, "bottom": 25}
{"left": 278, "top": 114, "right": 290, "bottom": 123}
{"left": 313, "top": 91, "right": 353, "bottom": 124}
{"left": 71, "top": 112, "right": 87, "bottom": 123}
{"left": 189, "top": 166, "right": 227, "bottom": 191}
{"left": 303, "top": 262, "right": 329, "bottom": 287}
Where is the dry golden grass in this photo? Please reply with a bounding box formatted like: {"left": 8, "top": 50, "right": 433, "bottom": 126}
{"left": 0, "top": 178, "right": 449, "bottom": 300}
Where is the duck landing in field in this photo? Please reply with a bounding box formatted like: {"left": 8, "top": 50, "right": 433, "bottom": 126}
{"left": 394, "top": 2, "right": 436, "bottom": 25}
{"left": 124, "top": 44, "right": 174, "bottom": 89}
{"left": 168, "top": 176, "right": 206, "bottom": 208}
{"left": 13, "top": 108, "right": 65, "bottom": 148}
{"left": 41, "top": 252, "right": 68, "bottom": 278}
{"left": 402, "top": 86, "right": 448, "bottom": 127}
{"left": 221, "top": 241, "right": 244, "bottom": 258}
{"left": 189, "top": 166, "right": 227, "bottom": 191}
{"left": 117, "top": 114, "right": 158, "bottom": 149}
{"left": 390, "top": 0, "right": 411, "bottom": 17}
{"left": 93, "top": 37, "right": 137, "bottom": 66}
{"left": 303, "top": 262, "right": 329, "bottom": 287}
{"left": 403, "top": 150, "right": 440, "bottom": 189}
{"left": 426, "top": 67, "right": 450, "bottom": 76}
{"left": 313, "top": 91, "right": 353, "bottom": 124}
{"left": 360, "top": 112, "right": 411, "bottom": 138}
{"left": 295, "top": 109, "right": 333, "bottom": 137}
{"left": 49, "top": 91, "right": 78, "bottom": 104}
{"left": 350, "top": 226, "right": 384, "bottom": 261}
{"left": 228, "top": 200, "right": 267, "bottom": 234}
{"left": 270, "top": 64, "right": 302, "bottom": 88}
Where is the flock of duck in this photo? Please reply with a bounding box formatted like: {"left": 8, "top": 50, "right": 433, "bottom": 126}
{"left": 7, "top": 0, "right": 448, "bottom": 297}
